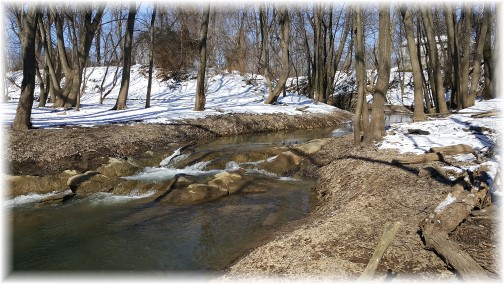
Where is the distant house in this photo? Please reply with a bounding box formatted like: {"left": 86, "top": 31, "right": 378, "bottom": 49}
{"left": 399, "top": 35, "right": 449, "bottom": 71}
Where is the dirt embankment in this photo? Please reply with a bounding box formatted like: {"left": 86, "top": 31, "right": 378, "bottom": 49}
{"left": 5, "top": 111, "right": 352, "bottom": 176}
{"left": 222, "top": 135, "right": 499, "bottom": 281}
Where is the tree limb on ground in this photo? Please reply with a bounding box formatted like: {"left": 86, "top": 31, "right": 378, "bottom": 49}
{"left": 358, "top": 221, "right": 401, "bottom": 280}
{"left": 392, "top": 144, "right": 476, "bottom": 164}
{"left": 419, "top": 167, "right": 491, "bottom": 280}
{"left": 470, "top": 110, "right": 500, "bottom": 118}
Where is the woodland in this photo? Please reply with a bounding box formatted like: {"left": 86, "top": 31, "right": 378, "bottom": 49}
{"left": 6, "top": 1, "right": 496, "bottom": 143}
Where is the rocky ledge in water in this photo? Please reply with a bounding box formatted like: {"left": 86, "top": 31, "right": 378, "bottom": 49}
{"left": 7, "top": 135, "right": 334, "bottom": 207}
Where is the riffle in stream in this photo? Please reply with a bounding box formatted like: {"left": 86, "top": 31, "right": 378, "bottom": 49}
{"left": 8, "top": 114, "right": 411, "bottom": 272}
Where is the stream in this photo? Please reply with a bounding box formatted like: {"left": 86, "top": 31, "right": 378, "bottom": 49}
{"left": 8, "top": 114, "right": 411, "bottom": 272}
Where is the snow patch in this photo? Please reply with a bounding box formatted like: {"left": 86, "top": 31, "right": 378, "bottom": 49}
{"left": 434, "top": 193, "right": 457, "bottom": 213}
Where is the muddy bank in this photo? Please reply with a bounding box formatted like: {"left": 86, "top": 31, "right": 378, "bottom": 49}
{"left": 5, "top": 111, "right": 351, "bottom": 176}
{"left": 221, "top": 135, "right": 498, "bottom": 281}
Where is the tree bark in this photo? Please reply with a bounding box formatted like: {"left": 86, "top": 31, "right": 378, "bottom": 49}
{"left": 420, "top": 181, "right": 491, "bottom": 280}
{"left": 420, "top": 7, "right": 448, "bottom": 114}
{"left": 145, "top": 5, "right": 156, "bottom": 109}
{"left": 259, "top": 6, "right": 273, "bottom": 96}
{"left": 401, "top": 6, "right": 426, "bottom": 121}
{"left": 194, "top": 4, "right": 210, "bottom": 111}
{"left": 312, "top": 4, "right": 325, "bottom": 104}
{"left": 358, "top": 222, "right": 401, "bottom": 280}
{"left": 459, "top": 6, "right": 472, "bottom": 109}
{"left": 444, "top": 5, "right": 460, "bottom": 109}
{"left": 482, "top": 8, "right": 494, "bottom": 99}
{"left": 353, "top": 5, "right": 365, "bottom": 146}
{"left": 467, "top": 7, "right": 490, "bottom": 107}
{"left": 52, "top": 6, "right": 104, "bottom": 108}
{"left": 264, "top": 7, "right": 290, "bottom": 104}
{"left": 368, "top": 4, "right": 392, "bottom": 143}
{"left": 38, "top": 13, "right": 61, "bottom": 105}
{"left": 13, "top": 5, "right": 40, "bottom": 130}
{"left": 113, "top": 3, "right": 137, "bottom": 110}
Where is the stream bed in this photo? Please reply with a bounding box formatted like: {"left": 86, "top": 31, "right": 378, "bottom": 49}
{"left": 8, "top": 113, "right": 411, "bottom": 272}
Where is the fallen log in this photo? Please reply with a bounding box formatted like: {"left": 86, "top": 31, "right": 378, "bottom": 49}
{"left": 420, "top": 168, "right": 491, "bottom": 279}
{"left": 392, "top": 152, "right": 444, "bottom": 164}
{"left": 358, "top": 221, "right": 401, "bottom": 280}
{"left": 470, "top": 110, "right": 500, "bottom": 118}
{"left": 429, "top": 144, "right": 474, "bottom": 156}
{"left": 421, "top": 229, "right": 488, "bottom": 280}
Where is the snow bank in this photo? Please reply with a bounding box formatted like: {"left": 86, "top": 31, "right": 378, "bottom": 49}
{"left": 2, "top": 66, "right": 339, "bottom": 128}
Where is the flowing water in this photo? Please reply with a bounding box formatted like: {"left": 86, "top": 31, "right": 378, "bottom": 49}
{"left": 8, "top": 113, "right": 411, "bottom": 272}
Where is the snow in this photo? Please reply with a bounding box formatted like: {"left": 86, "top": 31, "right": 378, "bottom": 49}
{"left": 379, "top": 98, "right": 502, "bottom": 196}
{"left": 2, "top": 65, "right": 340, "bottom": 128}
{"left": 434, "top": 193, "right": 457, "bottom": 213}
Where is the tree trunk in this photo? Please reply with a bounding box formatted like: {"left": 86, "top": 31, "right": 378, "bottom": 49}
{"left": 96, "top": 22, "right": 101, "bottom": 65}
{"left": 53, "top": 6, "right": 104, "bottom": 108}
{"left": 194, "top": 4, "right": 210, "bottom": 111}
{"left": 13, "top": 6, "right": 40, "bottom": 130}
{"left": 298, "top": 11, "right": 313, "bottom": 99}
{"left": 444, "top": 5, "right": 460, "bottom": 109}
{"left": 259, "top": 6, "right": 273, "bottom": 96}
{"left": 333, "top": 12, "right": 351, "bottom": 78}
{"left": 459, "top": 6, "right": 472, "bottom": 109}
{"left": 264, "top": 7, "right": 290, "bottom": 104}
{"left": 113, "top": 3, "right": 137, "bottom": 110}
{"left": 467, "top": 7, "right": 490, "bottom": 106}
{"left": 312, "top": 5, "right": 325, "bottom": 104}
{"left": 145, "top": 5, "right": 156, "bottom": 109}
{"left": 38, "top": 13, "right": 61, "bottom": 104}
{"left": 420, "top": 7, "right": 448, "bottom": 114}
{"left": 482, "top": 8, "right": 494, "bottom": 100}
{"left": 368, "top": 4, "right": 392, "bottom": 143}
{"left": 401, "top": 6, "right": 426, "bottom": 122}
{"left": 353, "top": 5, "right": 366, "bottom": 146}
{"left": 416, "top": 21, "right": 433, "bottom": 113}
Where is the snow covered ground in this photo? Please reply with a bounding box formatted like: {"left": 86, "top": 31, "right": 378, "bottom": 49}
{"left": 380, "top": 98, "right": 502, "bottom": 196}
{"left": 2, "top": 65, "right": 338, "bottom": 128}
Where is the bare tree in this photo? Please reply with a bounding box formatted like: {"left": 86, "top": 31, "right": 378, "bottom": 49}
{"left": 467, "top": 6, "right": 490, "bottom": 106}
{"left": 112, "top": 3, "right": 137, "bottom": 110}
{"left": 12, "top": 4, "right": 40, "bottom": 130}
{"left": 401, "top": 6, "right": 426, "bottom": 121}
{"left": 458, "top": 5, "right": 472, "bottom": 109}
{"left": 145, "top": 5, "right": 156, "bottom": 109}
{"left": 264, "top": 6, "right": 290, "bottom": 104}
{"left": 51, "top": 5, "right": 104, "bottom": 108}
{"left": 353, "top": 4, "right": 366, "bottom": 145}
{"left": 482, "top": 7, "right": 494, "bottom": 99}
{"left": 194, "top": 4, "right": 210, "bottom": 111}
{"left": 259, "top": 5, "right": 273, "bottom": 95}
{"left": 367, "top": 4, "right": 392, "bottom": 143}
{"left": 420, "top": 7, "right": 448, "bottom": 113}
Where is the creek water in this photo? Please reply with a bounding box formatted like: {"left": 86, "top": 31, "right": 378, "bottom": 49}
{"left": 8, "top": 113, "right": 411, "bottom": 272}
